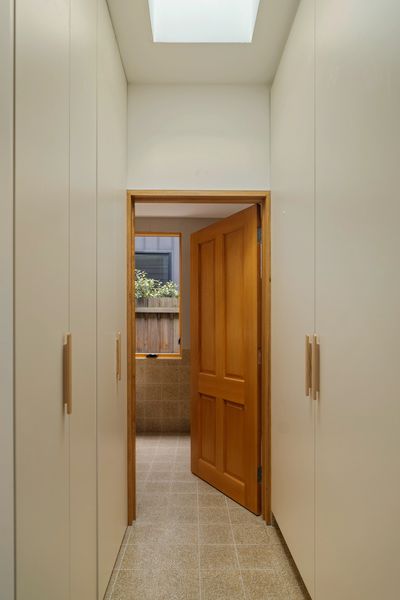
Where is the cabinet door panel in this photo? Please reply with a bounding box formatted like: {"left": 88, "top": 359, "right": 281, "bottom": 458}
{"left": 69, "top": 0, "right": 97, "bottom": 597}
{"left": 271, "top": 0, "right": 316, "bottom": 595}
{"left": 97, "top": 1, "right": 128, "bottom": 596}
{"left": 315, "top": 1, "right": 400, "bottom": 598}
{"left": 15, "top": 0, "right": 70, "bottom": 597}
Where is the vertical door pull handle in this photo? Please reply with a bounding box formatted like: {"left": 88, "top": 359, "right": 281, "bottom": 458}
{"left": 305, "top": 335, "right": 312, "bottom": 397}
{"left": 116, "top": 331, "right": 122, "bottom": 380}
{"left": 63, "top": 333, "right": 72, "bottom": 414}
{"left": 311, "top": 334, "right": 320, "bottom": 401}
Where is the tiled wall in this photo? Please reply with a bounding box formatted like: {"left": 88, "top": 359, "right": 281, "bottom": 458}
{"left": 136, "top": 350, "right": 191, "bottom": 433}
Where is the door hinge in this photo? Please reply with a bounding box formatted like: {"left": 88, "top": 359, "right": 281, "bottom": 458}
{"left": 257, "top": 227, "right": 262, "bottom": 277}
{"left": 257, "top": 465, "right": 262, "bottom": 483}
{"left": 257, "top": 349, "right": 262, "bottom": 365}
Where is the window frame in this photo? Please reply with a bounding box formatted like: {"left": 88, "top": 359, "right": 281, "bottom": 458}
{"left": 134, "top": 231, "right": 182, "bottom": 360}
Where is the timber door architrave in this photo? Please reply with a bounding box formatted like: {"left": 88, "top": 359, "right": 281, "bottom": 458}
{"left": 126, "top": 190, "right": 271, "bottom": 524}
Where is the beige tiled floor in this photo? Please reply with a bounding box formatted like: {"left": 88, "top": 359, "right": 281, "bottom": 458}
{"left": 105, "top": 434, "right": 309, "bottom": 600}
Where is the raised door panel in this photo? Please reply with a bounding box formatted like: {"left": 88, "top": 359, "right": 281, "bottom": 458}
{"left": 270, "top": 0, "right": 316, "bottom": 595}
{"left": 97, "top": 0, "right": 127, "bottom": 596}
{"left": 191, "top": 206, "right": 260, "bottom": 513}
{"left": 199, "top": 240, "right": 216, "bottom": 375}
{"left": 224, "top": 228, "right": 245, "bottom": 380}
{"left": 315, "top": 1, "right": 400, "bottom": 598}
{"left": 69, "top": 0, "right": 97, "bottom": 597}
{"left": 15, "top": 0, "right": 70, "bottom": 598}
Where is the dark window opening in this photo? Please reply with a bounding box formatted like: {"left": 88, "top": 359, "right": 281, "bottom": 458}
{"left": 135, "top": 252, "right": 172, "bottom": 283}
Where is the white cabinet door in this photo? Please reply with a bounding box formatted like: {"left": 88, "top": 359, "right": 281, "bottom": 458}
{"left": 96, "top": 1, "right": 128, "bottom": 596}
{"left": 15, "top": 0, "right": 70, "bottom": 598}
{"left": 69, "top": 0, "right": 97, "bottom": 598}
{"left": 315, "top": 1, "right": 400, "bottom": 598}
{"left": 0, "top": 2, "right": 15, "bottom": 598}
{"left": 271, "top": 0, "right": 316, "bottom": 596}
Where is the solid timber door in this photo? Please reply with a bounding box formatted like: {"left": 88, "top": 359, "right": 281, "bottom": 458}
{"left": 191, "top": 205, "right": 260, "bottom": 514}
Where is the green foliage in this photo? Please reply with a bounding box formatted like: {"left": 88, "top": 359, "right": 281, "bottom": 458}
{"left": 134, "top": 269, "right": 179, "bottom": 299}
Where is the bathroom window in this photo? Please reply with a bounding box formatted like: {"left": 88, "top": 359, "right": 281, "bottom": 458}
{"left": 135, "top": 233, "right": 181, "bottom": 358}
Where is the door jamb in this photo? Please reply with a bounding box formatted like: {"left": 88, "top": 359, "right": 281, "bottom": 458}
{"left": 126, "top": 190, "right": 271, "bottom": 524}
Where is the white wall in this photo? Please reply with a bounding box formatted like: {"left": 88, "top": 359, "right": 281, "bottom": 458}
{"left": 135, "top": 217, "right": 218, "bottom": 350}
{"left": 0, "top": 1, "right": 14, "bottom": 598}
{"left": 127, "top": 84, "right": 270, "bottom": 190}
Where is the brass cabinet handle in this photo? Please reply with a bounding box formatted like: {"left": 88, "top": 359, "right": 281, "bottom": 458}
{"left": 311, "top": 334, "right": 320, "bottom": 401}
{"left": 63, "top": 333, "right": 72, "bottom": 415}
{"left": 305, "top": 335, "right": 312, "bottom": 397}
{"left": 116, "top": 331, "right": 121, "bottom": 381}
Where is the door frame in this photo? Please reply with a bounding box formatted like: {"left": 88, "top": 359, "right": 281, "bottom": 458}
{"left": 126, "top": 190, "right": 271, "bottom": 524}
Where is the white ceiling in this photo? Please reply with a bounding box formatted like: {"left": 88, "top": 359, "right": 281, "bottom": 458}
{"left": 107, "top": 0, "right": 299, "bottom": 84}
{"left": 135, "top": 203, "right": 252, "bottom": 218}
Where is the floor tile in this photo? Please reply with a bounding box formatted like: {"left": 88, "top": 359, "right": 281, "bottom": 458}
{"left": 136, "top": 493, "right": 166, "bottom": 509}
{"left": 159, "top": 544, "right": 199, "bottom": 570}
{"left": 236, "top": 545, "right": 276, "bottom": 570}
{"left": 143, "top": 481, "right": 171, "bottom": 494}
{"left": 231, "top": 523, "right": 271, "bottom": 545}
{"left": 166, "top": 504, "right": 198, "bottom": 523}
{"left": 167, "top": 492, "right": 198, "bottom": 507}
{"left": 199, "top": 506, "right": 230, "bottom": 524}
{"left": 156, "top": 568, "right": 200, "bottom": 600}
{"left": 135, "top": 505, "right": 169, "bottom": 524}
{"left": 198, "top": 494, "right": 227, "bottom": 508}
{"left": 199, "top": 523, "right": 234, "bottom": 545}
{"left": 241, "top": 570, "right": 285, "bottom": 599}
{"left": 171, "top": 481, "right": 198, "bottom": 494}
{"left": 111, "top": 569, "right": 158, "bottom": 600}
{"left": 128, "top": 523, "right": 167, "bottom": 545}
{"left": 229, "top": 506, "right": 264, "bottom": 525}
{"left": 200, "top": 570, "right": 245, "bottom": 600}
{"left": 162, "top": 523, "right": 198, "bottom": 545}
{"left": 197, "top": 480, "right": 223, "bottom": 495}
{"left": 120, "top": 544, "right": 161, "bottom": 570}
{"left": 199, "top": 545, "right": 238, "bottom": 571}
{"left": 146, "top": 471, "right": 172, "bottom": 482}
{"left": 171, "top": 471, "right": 197, "bottom": 482}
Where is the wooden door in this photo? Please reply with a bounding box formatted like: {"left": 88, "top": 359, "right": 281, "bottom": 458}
{"left": 270, "top": 0, "right": 316, "bottom": 595}
{"left": 191, "top": 206, "right": 260, "bottom": 513}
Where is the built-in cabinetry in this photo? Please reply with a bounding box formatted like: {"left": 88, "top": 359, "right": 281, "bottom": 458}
{"left": 97, "top": 0, "right": 128, "bottom": 595}
{"left": 271, "top": 1, "right": 400, "bottom": 599}
{"left": 14, "top": 0, "right": 127, "bottom": 599}
{"left": 0, "top": 1, "right": 15, "bottom": 598}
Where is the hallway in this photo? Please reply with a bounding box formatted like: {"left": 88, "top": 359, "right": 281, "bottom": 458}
{"left": 106, "top": 435, "right": 309, "bottom": 600}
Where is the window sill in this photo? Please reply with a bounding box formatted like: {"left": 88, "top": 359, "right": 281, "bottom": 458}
{"left": 135, "top": 354, "right": 182, "bottom": 360}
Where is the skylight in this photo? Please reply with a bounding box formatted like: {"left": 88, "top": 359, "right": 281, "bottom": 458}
{"left": 148, "top": 0, "right": 261, "bottom": 44}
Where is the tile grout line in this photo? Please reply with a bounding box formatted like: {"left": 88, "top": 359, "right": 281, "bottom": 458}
{"left": 226, "top": 495, "right": 248, "bottom": 600}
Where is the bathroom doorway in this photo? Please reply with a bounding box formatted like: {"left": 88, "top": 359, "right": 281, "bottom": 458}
{"left": 126, "top": 191, "right": 271, "bottom": 524}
